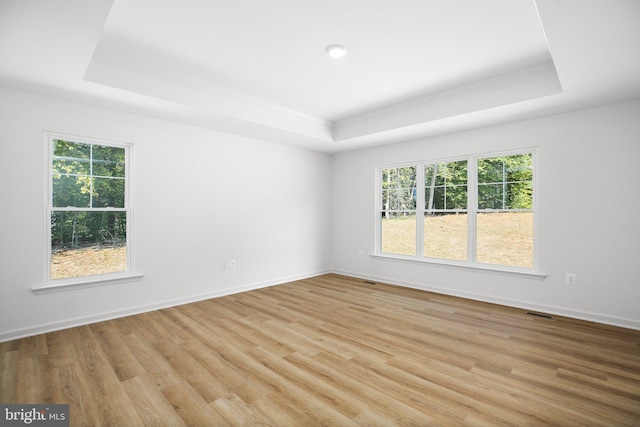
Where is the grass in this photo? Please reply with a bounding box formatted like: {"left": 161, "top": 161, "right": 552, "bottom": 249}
{"left": 51, "top": 245, "right": 127, "bottom": 280}
{"left": 382, "top": 212, "right": 533, "bottom": 268}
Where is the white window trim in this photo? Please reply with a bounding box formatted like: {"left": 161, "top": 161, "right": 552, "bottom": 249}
{"left": 35, "top": 132, "right": 142, "bottom": 293}
{"left": 370, "top": 253, "right": 546, "bottom": 279}
{"left": 375, "top": 148, "right": 543, "bottom": 277}
{"left": 32, "top": 272, "right": 145, "bottom": 294}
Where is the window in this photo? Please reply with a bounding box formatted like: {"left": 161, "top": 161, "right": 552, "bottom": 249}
{"left": 47, "top": 135, "right": 132, "bottom": 282}
{"left": 380, "top": 165, "right": 417, "bottom": 256}
{"left": 476, "top": 153, "right": 533, "bottom": 268}
{"left": 377, "top": 150, "right": 536, "bottom": 271}
{"left": 424, "top": 160, "right": 468, "bottom": 261}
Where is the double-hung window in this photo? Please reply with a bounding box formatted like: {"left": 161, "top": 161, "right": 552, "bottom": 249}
{"left": 377, "top": 150, "right": 536, "bottom": 271}
{"left": 423, "top": 159, "right": 468, "bottom": 261}
{"left": 47, "top": 134, "right": 132, "bottom": 283}
{"left": 380, "top": 165, "right": 417, "bottom": 256}
{"left": 475, "top": 153, "right": 534, "bottom": 268}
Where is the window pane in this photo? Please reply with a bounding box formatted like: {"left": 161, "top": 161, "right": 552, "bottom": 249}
{"left": 93, "top": 145, "right": 125, "bottom": 178}
{"left": 506, "top": 181, "right": 532, "bottom": 209}
{"left": 382, "top": 167, "right": 417, "bottom": 211}
{"left": 447, "top": 160, "right": 468, "bottom": 185}
{"left": 478, "top": 183, "right": 504, "bottom": 209}
{"left": 51, "top": 211, "right": 127, "bottom": 279}
{"left": 445, "top": 185, "right": 467, "bottom": 210}
{"left": 426, "top": 185, "right": 445, "bottom": 210}
{"left": 503, "top": 154, "right": 533, "bottom": 179}
{"left": 478, "top": 154, "right": 532, "bottom": 209}
{"left": 383, "top": 188, "right": 417, "bottom": 210}
{"left": 93, "top": 177, "right": 125, "bottom": 208}
{"left": 52, "top": 174, "right": 90, "bottom": 208}
{"left": 381, "top": 212, "right": 416, "bottom": 256}
{"left": 478, "top": 180, "right": 533, "bottom": 210}
{"left": 476, "top": 212, "right": 533, "bottom": 268}
{"left": 52, "top": 140, "right": 90, "bottom": 175}
{"left": 425, "top": 161, "right": 467, "bottom": 210}
{"left": 424, "top": 164, "right": 445, "bottom": 186}
{"left": 424, "top": 212, "right": 467, "bottom": 261}
{"left": 477, "top": 158, "right": 504, "bottom": 184}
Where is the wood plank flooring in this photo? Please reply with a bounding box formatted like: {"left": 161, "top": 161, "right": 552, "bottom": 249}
{"left": 2, "top": 273, "right": 640, "bottom": 426}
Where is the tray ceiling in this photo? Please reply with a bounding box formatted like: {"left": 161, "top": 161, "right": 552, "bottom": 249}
{"left": 1, "top": 0, "right": 638, "bottom": 152}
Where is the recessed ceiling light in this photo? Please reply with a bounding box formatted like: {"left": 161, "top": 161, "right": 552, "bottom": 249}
{"left": 325, "top": 44, "right": 347, "bottom": 59}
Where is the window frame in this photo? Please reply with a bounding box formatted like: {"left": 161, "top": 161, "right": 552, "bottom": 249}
{"left": 36, "top": 132, "right": 140, "bottom": 293}
{"left": 375, "top": 148, "right": 542, "bottom": 277}
{"left": 423, "top": 159, "right": 469, "bottom": 262}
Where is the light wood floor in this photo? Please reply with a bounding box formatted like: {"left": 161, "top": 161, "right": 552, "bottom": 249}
{"left": 1, "top": 274, "right": 639, "bottom": 426}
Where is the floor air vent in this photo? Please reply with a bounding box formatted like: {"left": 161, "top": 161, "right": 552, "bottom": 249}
{"left": 526, "top": 311, "right": 554, "bottom": 319}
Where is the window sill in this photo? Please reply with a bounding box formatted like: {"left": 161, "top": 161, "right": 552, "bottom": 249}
{"left": 32, "top": 273, "right": 144, "bottom": 295}
{"left": 371, "top": 253, "right": 546, "bottom": 280}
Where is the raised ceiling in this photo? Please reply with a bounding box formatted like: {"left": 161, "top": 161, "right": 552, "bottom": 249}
{"left": 0, "top": 0, "right": 639, "bottom": 152}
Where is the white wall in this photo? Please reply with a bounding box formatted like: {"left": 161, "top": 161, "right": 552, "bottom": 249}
{"left": 0, "top": 87, "right": 332, "bottom": 341}
{"left": 2, "top": 87, "right": 639, "bottom": 340}
{"left": 331, "top": 100, "right": 640, "bottom": 330}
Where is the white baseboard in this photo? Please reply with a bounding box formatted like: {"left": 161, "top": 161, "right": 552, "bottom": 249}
{"left": 0, "top": 269, "right": 330, "bottom": 343}
{"left": 331, "top": 269, "right": 640, "bottom": 331}
{"left": 4, "top": 268, "right": 637, "bottom": 342}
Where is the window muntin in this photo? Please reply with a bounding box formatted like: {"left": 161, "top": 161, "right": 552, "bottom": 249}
{"left": 49, "top": 137, "right": 130, "bottom": 281}
{"left": 377, "top": 150, "right": 536, "bottom": 270}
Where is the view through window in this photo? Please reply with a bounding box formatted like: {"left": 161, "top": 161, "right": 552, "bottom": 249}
{"left": 380, "top": 165, "right": 417, "bottom": 256}
{"left": 424, "top": 160, "right": 468, "bottom": 261}
{"left": 378, "top": 151, "right": 534, "bottom": 270}
{"left": 49, "top": 137, "right": 130, "bottom": 280}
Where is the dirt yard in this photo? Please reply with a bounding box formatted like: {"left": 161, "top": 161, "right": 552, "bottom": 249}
{"left": 51, "top": 246, "right": 127, "bottom": 279}
{"left": 51, "top": 212, "right": 533, "bottom": 279}
{"left": 381, "top": 211, "right": 533, "bottom": 268}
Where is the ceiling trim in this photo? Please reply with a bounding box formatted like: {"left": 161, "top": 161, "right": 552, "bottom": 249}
{"left": 86, "top": 36, "right": 562, "bottom": 146}
{"left": 84, "top": 37, "right": 334, "bottom": 142}
{"left": 333, "top": 61, "right": 562, "bottom": 141}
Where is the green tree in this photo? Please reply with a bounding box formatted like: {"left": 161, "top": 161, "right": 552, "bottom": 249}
{"left": 425, "top": 160, "right": 468, "bottom": 212}
{"left": 477, "top": 154, "right": 532, "bottom": 210}
{"left": 51, "top": 140, "right": 126, "bottom": 250}
{"left": 382, "top": 166, "right": 416, "bottom": 218}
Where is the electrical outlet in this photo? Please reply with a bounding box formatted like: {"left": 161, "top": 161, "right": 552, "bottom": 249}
{"left": 221, "top": 261, "right": 229, "bottom": 271}
{"left": 358, "top": 251, "right": 364, "bottom": 258}
{"left": 229, "top": 259, "right": 236, "bottom": 269}
{"left": 565, "top": 273, "right": 576, "bottom": 285}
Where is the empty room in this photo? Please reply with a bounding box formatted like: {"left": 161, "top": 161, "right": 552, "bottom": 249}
{"left": 1, "top": 0, "right": 639, "bottom": 425}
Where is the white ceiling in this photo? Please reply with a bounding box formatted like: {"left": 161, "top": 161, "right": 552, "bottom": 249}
{"left": 1, "top": 0, "right": 639, "bottom": 152}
